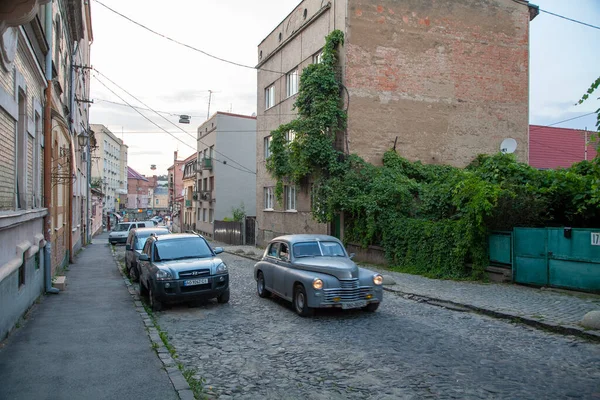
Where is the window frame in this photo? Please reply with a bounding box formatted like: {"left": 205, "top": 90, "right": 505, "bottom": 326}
{"left": 265, "top": 84, "right": 275, "bottom": 109}
{"left": 264, "top": 136, "right": 272, "bottom": 159}
{"left": 264, "top": 187, "right": 274, "bottom": 210}
{"left": 284, "top": 185, "right": 297, "bottom": 211}
{"left": 286, "top": 68, "right": 299, "bottom": 98}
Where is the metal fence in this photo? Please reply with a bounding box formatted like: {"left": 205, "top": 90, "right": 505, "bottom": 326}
{"left": 214, "top": 220, "right": 243, "bottom": 245}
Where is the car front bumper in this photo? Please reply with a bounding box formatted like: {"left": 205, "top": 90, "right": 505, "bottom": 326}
{"left": 109, "top": 236, "right": 127, "bottom": 244}
{"left": 152, "top": 274, "right": 229, "bottom": 303}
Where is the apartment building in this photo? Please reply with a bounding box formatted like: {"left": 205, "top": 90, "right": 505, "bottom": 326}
{"left": 90, "top": 124, "right": 128, "bottom": 217}
{"left": 195, "top": 112, "right": 256, "bottom": 238}
{"left": 126, "top": 166, "right": 159, "bottom": 220}
{"left": 182, "top": 156, "right": 197, "bottom": 231}
{"left": 167, "top": 150, "right": 186, "bottom": 219}
{"left": 256, "top": 0, "right": 537, "bottom": 246}
{"left": 0, "top": 0, "right": 93, "bottom": 339}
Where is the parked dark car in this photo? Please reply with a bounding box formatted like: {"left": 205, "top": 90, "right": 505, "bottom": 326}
{"left": 254, "top": 234, "right": 384, "bottom": 316}
{"left": 138, "top": 233, "right": 229, "bottom": 311}
{"left": 125, "top": 227, "right": 171, "bottom": 282}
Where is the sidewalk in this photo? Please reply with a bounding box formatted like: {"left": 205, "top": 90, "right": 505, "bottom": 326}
{"left": 0, "top": 232, "right": 179, "bottom": 400}
{"left": 211, "top": 241, "right": 600, "bottom": 341}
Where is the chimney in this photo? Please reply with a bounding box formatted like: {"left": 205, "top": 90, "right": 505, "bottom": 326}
{"left": 174, "top": 151, "right": 178, "bottom": 161}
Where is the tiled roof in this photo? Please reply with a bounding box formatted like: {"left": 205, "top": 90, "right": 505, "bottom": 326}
{"left": 127, "top": 166, "right": 148, "bottom": 181}
{"left": 529, "top": 125, "right": 597, "bottom": 169}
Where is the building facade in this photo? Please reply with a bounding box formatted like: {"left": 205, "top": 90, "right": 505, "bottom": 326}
{"left": 90, "top": 124, "right": 128, "bottom": 218}
{"left": 167, "top": 150, "right": 186, "bottom": 219}
{"left": 126, "top": 166, "right": 158, "bottom": 220}
{"left": 0, "top": 0, "right": 93, "bottom": 340}
{"left": 182, "top": 155, "right": 197, "bottom": 232}
{"left": 255, "top": 0, "right": 537, "bottom": 246}
{"left": 195, "top": 112, "right": 256, "bottom": 238}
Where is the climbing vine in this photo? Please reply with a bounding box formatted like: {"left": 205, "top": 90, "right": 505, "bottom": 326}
{"left": 266, "top": 29, "right": 346, "bottom": 202}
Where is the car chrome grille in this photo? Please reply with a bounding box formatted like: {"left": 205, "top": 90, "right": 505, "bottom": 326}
{"left": 339, "top": 279, "right": 359, "bottom": 290}
{"left": 179, "top": 269, "right": 210, "bottom": 278}
{"left": 323, "top": 280, "right": 370, "bottom": 303}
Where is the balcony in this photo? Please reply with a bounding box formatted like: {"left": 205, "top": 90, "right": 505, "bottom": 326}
{"left": 199, "top": 191, "right": 212, "bottom": 201}
{"left": 202, "top": 158, "right": 212, "bottom": 170}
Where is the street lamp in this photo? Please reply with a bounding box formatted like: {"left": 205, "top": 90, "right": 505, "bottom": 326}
{"left": 77, "top": 131, "right": 89, "bottom": 148}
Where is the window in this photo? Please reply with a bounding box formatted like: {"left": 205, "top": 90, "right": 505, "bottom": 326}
{"left": 209, "top": 208, "right": 214, "bottom": 223}
{"left": 313, "top": 51, "right": 324, "bottom": 64}
{"left": 284, "top": 185, "right": 296, "bottom": 211}
{"left": 209, "top": 177, "right": 214, "bottom": 191}
{"left": 264, "top": 187, "right": 274, "bottom": 210}
{"left": 203, "top": 208, "right": 207, "bottom": 222}
{"left": 286, "top": 68, "right": 298, "bottom": 97}
{"left": 264, "top": 136, "right": 272, "bottom": 159}
{"left": 155, "top": 198, "right": 159, "bottom": 205}
{"left": 16, "top": 90, "right": 27, "bottom": 209}
{"left": 279, "top": 243, "right": 290, "bottom": 261}
{"left": 265, "top": 85, "right": 275, "bottom": 109}
{"left": 267, "top": 243, "right": 279, "bottom": 258}
{"left": 285, "top": 130, "right": 296, "bottom": 144}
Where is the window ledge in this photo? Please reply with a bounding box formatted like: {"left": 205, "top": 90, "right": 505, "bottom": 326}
{"left": 0, "top": 208, "right": 48, "bottom": 231}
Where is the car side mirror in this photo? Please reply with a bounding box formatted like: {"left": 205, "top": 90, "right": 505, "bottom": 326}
{"left": 139, "top": 254, "right": 149, "bottom": 261}
{"left": 349, "top": 253, "right": 355, "bottom": 260}
{"left": 125, "top": 244, "right": 131, "bottom": 251}
{"left": 213, "top": 247, "right": 224, "bottom": 255}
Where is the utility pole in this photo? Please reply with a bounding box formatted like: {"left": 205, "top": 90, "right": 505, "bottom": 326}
{"left": 207, "top": 90, "right": 213, "bottom": 120}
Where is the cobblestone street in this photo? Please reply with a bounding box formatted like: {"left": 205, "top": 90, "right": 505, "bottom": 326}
{"left": 116, "top": 246, "right": 600, "bottom": 400}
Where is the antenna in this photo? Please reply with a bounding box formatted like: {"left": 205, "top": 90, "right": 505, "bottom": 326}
{"left": 500, "top": 138, "right": 517, "bottom": 154}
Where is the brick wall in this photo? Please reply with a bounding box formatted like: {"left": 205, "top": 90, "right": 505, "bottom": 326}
{"left": 345, "top": 0, "right": 530, "bottom": 167}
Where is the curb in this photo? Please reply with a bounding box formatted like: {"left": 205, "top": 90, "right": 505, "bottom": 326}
{"left": 109, "top": 245, "right": 196, "bottom": 400}
{"left": 383, "top": 286, "right": 600, "bottom": 342}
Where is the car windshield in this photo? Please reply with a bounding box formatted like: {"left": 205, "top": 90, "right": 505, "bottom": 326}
{"left": 154, "top": 237, "right": 213, "bottom": 261}
{"left": 114, "top": 223, "right": 129, "bottom": 232}
{"left": 293, "top": 241, "right": 346, "bottom": 258}
{"left": 135, "top": 231, "right": 170, "bottom": 250}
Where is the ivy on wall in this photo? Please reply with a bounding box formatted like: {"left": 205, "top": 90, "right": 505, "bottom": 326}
{"left": 266, "top": 30, "right": 600, "bottom": 280}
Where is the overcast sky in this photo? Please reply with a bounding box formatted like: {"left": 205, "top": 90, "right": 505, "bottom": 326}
{"left": 89, "top": 0, "right": 600, "bottom": 177}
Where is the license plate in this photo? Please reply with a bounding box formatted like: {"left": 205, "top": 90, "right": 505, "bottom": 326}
{"left": 183, "top": 278, "right": 208, "bottom": 286}
{"left": 341, "top": 300, "right": 367, "bottom": 309}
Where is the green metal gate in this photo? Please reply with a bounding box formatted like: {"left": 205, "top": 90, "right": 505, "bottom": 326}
{"left": 513, "top": 227, "right": 600, "bottom": 292}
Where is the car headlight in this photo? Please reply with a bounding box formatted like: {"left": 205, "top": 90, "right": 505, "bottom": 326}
{"left": 215, "top": 262, "right": 228, "bottom": 274}
{"left": 155, "top": 269, "right": 172, "bottom": 281}
{"left": 373, "top": 274, "right": 383, "bottom": 285}
{"left": 313, "top": 278, "right": 323, "bottom": 290}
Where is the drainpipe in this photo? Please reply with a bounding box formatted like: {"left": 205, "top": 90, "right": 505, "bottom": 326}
{"left": 66, "top": 42, "right": 79, "bottom": 264}
{"left": 44, "top": 3, "right": 59, "bottom": 294}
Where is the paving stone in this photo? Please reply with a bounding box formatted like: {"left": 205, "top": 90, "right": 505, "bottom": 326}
{"left": 113, "top": 244, "right": 600, "bottom": 400}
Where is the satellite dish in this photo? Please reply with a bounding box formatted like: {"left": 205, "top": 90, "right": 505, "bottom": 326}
{"left": 500, "top": 138, "right": 517, "bottom": 154}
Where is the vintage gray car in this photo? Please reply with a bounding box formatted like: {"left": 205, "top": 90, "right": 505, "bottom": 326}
{"left": 254, "top": 234, "right": 384, "bottom": 316}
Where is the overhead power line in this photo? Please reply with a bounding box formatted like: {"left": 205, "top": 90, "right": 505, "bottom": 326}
{"left": 93, "top": 0, "right": 284, "bottom": 75}
{"left": 510, "top": 0, "right": 600, "bottom": 30}
{"left": 92, "top": 69, "right": 257, "bottom": 175}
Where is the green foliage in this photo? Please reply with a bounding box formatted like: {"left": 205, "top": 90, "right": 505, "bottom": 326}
{"left": 267, "top": 31, "right": 600, "bottom": 280}
{"left": 577, "top": 76, "right": 600, "bottom": 142}
{"left": 266, "top": 30, "right": 346, "bottom": 201}
{"left": 231, "top": 203, "right": 246, "bottom": 222}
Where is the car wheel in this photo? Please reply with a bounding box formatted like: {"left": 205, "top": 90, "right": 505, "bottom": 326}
{"left": 217, "top": 288, "right": 230, "bottom": 304}
{"left": 129, "top": 264, "right": 139, "bottom": 282}
{"left": 149, "top": 285, "right": 163, "bottom": 312}
{"left": 256, "top": 272, "right": 271, "bottom": 298}
{"left": 139, "top": 277, "right": 148, "bottom": 297}
{"left": 293, "top": 284, "right": 313, "bottom": 317}
{"left": 362, "top": 302, "right": 380, "bottom": 312}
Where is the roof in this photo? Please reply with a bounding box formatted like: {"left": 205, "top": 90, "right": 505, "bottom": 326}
{"left": 131, "top": 227, "right": 170, "bottom": 234}
{"left": 271, "top": 234, "right": 341, "bottom": 244}
{"left": 127, "top": 166, "right": 148, "bottom": 181}
{"left": 155, "top": 233, "right": 205, "bottom": 241}
{"left": 529, "top": 125, "right": 597, "bottom": 169}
